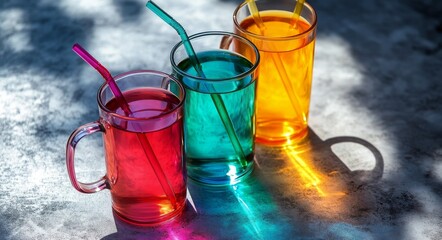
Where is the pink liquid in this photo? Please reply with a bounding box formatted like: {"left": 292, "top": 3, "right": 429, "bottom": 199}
{"left": 103, "top": 88, "right": 186, "bottom": 225}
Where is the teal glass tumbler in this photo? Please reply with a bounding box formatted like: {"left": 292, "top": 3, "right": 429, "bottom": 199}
{"left": 170, "top": 31, "right": 260, "bottom": 185}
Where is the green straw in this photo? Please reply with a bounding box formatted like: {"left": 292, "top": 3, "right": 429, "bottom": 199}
{"left": 146, "top": 1, "right": 248, "bottom": 168}
{"left": 246, "top": 0, "right": 306, "bottom": 122}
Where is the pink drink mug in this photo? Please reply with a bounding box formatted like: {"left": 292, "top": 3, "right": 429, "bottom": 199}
{"left": 66, "top": 70, "right": 186, "bottom": 226}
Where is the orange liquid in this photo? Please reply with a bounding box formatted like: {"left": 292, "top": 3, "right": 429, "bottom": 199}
{"left": 237, "top": 10, "right": 316, "bottom": 145}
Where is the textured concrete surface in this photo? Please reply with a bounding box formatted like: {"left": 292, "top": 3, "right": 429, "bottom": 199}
{"left": 0, "top": 0, "right": 441, "bottom": 239}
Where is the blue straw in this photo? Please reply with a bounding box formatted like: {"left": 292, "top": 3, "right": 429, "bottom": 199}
{"left": 146, "top": 0, "right": 248, "bottom": 168}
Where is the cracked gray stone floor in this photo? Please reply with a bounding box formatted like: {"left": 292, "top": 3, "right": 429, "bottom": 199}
{"left": 0, "top": 0, "right": 441, "bottom": 239}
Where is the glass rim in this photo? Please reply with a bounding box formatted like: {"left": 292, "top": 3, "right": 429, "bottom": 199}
{"left": 97, "top": 69, "right": 186, "bottom": 121}
{"left": 233, "top": 1, "right": 317, "bottom": 41}
{"left": 170, "top": 31, "right": 260, "bottom": 82}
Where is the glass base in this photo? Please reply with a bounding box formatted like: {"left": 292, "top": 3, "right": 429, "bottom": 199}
{"left": 112, "top": 202, "right": 185, "bottom": 227}
{"left": 256, "top": 120, "right": 308, "bottom": 146}
{"left": 187, "top": 157, "right": 255, "bottom": 186}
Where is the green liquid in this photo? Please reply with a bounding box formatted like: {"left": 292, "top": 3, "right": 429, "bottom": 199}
{"left": 177, "top": 50, "right": 256, "bottom": 185}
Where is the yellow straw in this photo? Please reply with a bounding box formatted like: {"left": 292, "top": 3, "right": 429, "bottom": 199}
{"left": 245, "top": 0, "right": 306, "bottom": 121}
{"left": 290, "top": 0, "right": 305, "bottom": 27}
{"left": 245, "top": 0, "right": 265, "bottom": 30}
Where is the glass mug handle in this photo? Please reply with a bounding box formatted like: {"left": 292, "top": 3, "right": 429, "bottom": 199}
{"left": 66, "top": 121, "right": 108, "bottom": 193}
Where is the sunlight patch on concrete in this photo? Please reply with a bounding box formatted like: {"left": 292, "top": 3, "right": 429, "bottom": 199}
{"left": 53, "top": 0, "right": 121, "bottom": 24}
{"left": 0, "top": 9, "right": 33, "bottom": 53}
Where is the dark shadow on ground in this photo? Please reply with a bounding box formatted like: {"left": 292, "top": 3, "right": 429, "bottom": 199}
{"left": 100, "top": 127, "right": 399, "bottom": 239}
{"left": 227, "top": 0, "right": 442, "bottom": 238}
{"left": 231, "top": 0, "right": 441, "bottom": 238}
{"left": 309, "top": 0, "right": 442, "bottom": 219}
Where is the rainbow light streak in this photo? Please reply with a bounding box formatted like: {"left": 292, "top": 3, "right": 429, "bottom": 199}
{"left": 167, "top": 230, "right": 181, "bottom": 240}
{"left": 231, "top": 185, "right": 263, "bottom": 239}
{"left": 284, "top": 144, "right": 326, "bottom": 196}
{"left": 164, "top": 222, "right": 209, "bottom": 240}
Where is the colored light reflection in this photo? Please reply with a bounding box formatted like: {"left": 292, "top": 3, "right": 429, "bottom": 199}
{"left": 112, "top": 198, "right": 206, "bottom": 240}
{"left": 231, "top": 185, "right": 263, "bottom": 239}
{"left": 227, "top": 176, "right": 295, "bottom": 239}
{"left": 284, "top": 144, "right": 326, "bottom": 196}
{"left": 159, "top": 202, "right": 174, "bottom": 215}
{"left": 283, "top": 138, "right": 347, "bottom": 198}
{"left": 277, "top": 135, "right": 353, "bottom": 221}
{"left": 186, "top": 174, "right": 292, "bottom": 239}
